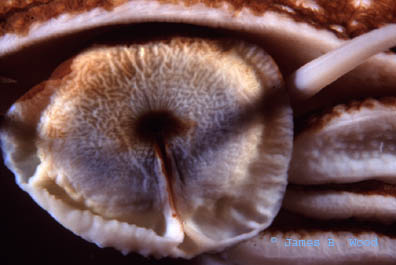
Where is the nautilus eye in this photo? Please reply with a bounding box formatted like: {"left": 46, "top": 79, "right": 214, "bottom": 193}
{"left": 3, "top": 0, "right": 396, "bottom": 264}
{"left": 0, "top": 37, "right": 293, "bottom": 258}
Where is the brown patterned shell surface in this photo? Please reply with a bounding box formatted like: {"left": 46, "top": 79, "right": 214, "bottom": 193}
{"left": 2, "top": 0, "right": 396, "bottom": 38}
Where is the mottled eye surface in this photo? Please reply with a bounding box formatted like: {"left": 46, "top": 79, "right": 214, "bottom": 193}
{"left": 1, "top": 37, "right": 292, "bottom": 258}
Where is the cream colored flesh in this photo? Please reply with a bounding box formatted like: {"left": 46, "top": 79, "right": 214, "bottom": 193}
{"left": 289, "top": 24, "right": 396, "bottom": 100}
{"left": 0, "top": 37, "right": 292, "bottom": 258}
{"left": 290, "top": 98, "right": 396, "bottom": 185}
{"left": 283, "top": 189, "right": 396, "bottom": 223}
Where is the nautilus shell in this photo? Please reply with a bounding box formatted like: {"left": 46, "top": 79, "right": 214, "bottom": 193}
{"left": 1, "top": 1, "right": 396, "bottom": 265}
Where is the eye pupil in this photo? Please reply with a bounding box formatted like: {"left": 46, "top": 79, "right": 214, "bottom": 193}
{"left": 134, "top": 110, "right": 188, "bottom": 143}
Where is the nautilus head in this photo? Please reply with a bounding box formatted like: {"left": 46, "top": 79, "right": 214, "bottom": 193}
{"left": 1, "top": 1, "right": 396, "bottom": 264}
